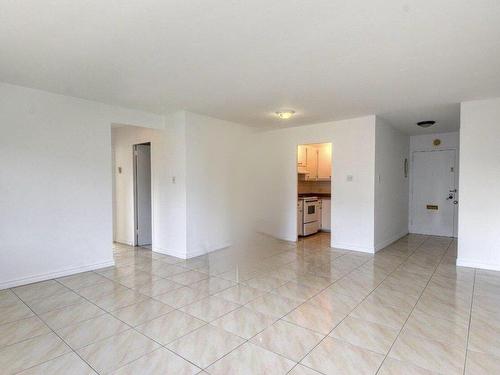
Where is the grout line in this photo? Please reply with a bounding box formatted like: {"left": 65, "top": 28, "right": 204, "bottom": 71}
{"left": 374, "top": 236, "right": 455, "bottom": 374}
{"left": 187, "top": 241, "right": 360, "bottom": 372}
{"left": 462, "top": 268, "right": 476, "bottom": 375}
{"left": 4, "top": 235, "right": 467, "bottom": 375}
{"left": 8, "top": 286, "right": 102, "bottom": 375}
{"left": 285, "top": 236, "right": 429, "bottom": 375}
{"left": 54, "top": 275, "right": 208, "bottom": 373}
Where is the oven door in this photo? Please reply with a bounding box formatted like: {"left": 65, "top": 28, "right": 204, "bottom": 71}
{"left": 303, "top": 200, "right": 320, "bottom": 223}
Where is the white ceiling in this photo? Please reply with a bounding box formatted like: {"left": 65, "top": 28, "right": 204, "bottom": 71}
{"left": 1, "top": 1, "right": 500, "bottom": 127}
{"left": 380, "top": 103, "right": 460, "bottom": 135}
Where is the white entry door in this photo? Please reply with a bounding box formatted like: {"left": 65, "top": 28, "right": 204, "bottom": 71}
{"left": 411, "top": 149, "right": 457, "bottom": 237}
{"left": 134, "top": 144, "right": 152, "bottom": 246}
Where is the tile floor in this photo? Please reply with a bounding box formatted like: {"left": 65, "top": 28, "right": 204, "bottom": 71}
{"left": 1, "top": 233, "right": 500, "bottom": 374}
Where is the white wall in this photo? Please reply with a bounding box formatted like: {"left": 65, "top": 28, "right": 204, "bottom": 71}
{"left": 409, "top": 132, "right": 460, "bottom": 235}
{"left": 458, "top": 98, "right": 500, "bottom": 270}
{"left": 0, "top": 83, "right": 164, "bottom": 288}
{"left": 112, "top": 126, "right": 156, "bottom": 245}
{"left": 185, "top": 112, "right": 252, "bottom": 257}
{"left": 111, "top": 111, "right": 255, "bottom": 260}
{"left": 111, "top": 119, "right": 189, "bottom": 258}
{"left": 249, "top": 116, "right": 377, "bottom": 252}
{"left": 374, "top": 117, "right": 410, "bottom": 250}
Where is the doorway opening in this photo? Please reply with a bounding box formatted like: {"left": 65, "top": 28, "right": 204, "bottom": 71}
{"left": 297, "top": 142, "right": 332, "bottom": 241}
{"left": 133, "top": 143, "right": 152, "bottom": 247}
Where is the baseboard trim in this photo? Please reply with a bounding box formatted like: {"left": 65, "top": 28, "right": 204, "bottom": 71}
{"left": 331, "top": 241, "right": 374, "bottom": 254}
{"left": 114, "top": 239, "right": 134, "bottom": 246}
{"left": 374, "top": 231, "right": 409, "bottom": 252}
{"left": 153, "top": 246, "right": 187, "bottom": 259}
{"left": 153, "top": 243, "right": 232, "bottom": 260}
{"left": 456, "top": 259, "right": 500, "bottom": 271}
{"left": 186, "top": 242, "right": 232, "bottom": 259}
{"left": 255, "top": 230, "right": 297, "bottom": 243}
{"left": 0, "top": 260, "right": 115, "bottom": 290}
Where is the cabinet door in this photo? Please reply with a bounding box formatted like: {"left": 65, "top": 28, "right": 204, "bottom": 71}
{"left": 307, "top": 147, "right": 318, "bottom": 179}
{"left": 317, "top": 144, "right": 332, "bottom": 180}
{"left": 321, "top": 199, "right": 331, "bottom": 231}
{"left": 297, "top": 145, "right": 307, "bottom": 166}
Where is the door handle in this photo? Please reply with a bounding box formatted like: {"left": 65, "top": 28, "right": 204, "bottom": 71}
{"left": 453, "top": 200, "right": 458, "bottom": 205}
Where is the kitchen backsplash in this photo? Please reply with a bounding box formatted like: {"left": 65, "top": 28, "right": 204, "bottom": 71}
{"left": 298, "top": 180, "right": 331, "bottom": 194}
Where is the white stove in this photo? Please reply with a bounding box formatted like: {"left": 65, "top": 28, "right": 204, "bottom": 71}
{"left": 298, "top": 196, "right": 321, "bottom": 236}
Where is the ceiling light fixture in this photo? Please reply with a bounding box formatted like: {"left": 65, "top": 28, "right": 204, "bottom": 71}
{"left": 416, "top": 120, "right": 436, "bottom": 128}
{"left": 275, "top": 110, "right": 295, "bottom": 120}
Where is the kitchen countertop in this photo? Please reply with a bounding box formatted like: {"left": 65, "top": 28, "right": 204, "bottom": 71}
{"left": 298, "top": 193, "right": 331, "bottom": 198}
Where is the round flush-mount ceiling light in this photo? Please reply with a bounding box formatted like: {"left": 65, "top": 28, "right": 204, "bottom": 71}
{"left": 275, "top": 110, "right": 295, "bottom": 120}
{"left": 416, "top": 120, "right": 436, "bottom": 128}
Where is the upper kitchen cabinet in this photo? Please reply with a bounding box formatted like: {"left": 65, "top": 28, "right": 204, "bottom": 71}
{"left": 297, "top": 145, "right": 307, "bottom": 167}
{"left": 297, "top": 143, "right": 331, "bottom": 181}
{"left": 317, "top": 143, "right": 332, "bottom": 180}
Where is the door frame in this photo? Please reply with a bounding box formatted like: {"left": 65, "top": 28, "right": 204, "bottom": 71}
{"left": 409, "top": 148, "right": 459, "bottom": 237}
{"left": 133, "top": 142, "right": 152, "bottom": 247}
{"left": 295, "top": 142, "right": 333, "bottom": 241}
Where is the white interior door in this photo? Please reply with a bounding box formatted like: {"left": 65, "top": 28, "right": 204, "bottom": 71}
{"left": 411, "top": 149, "right": 457, "bottom": 237}
{"left": 134, "top": 144, "right": 152, "bottom": 246}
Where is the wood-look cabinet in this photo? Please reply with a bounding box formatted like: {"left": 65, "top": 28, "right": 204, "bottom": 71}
{"left": 297, "top": 143, "right": 331, "bottom": 181}
{"left": 317, "top": 144, "right": 332, "bottom": 180}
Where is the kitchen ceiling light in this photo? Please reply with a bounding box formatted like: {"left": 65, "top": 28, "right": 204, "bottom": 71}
{"left": 275, "top": 110, "right": 295, "bottom": 120}
{"left": 416, "top": 120, "right": 436, "bottom": 128}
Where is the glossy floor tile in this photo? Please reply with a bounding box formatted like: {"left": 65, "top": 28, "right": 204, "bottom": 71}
{"left": 1, "top": 233, "right": 499, "bottom": 373}
{"left": 166, "top": 324, "right": 245, "bottom": 368}
{"left": 18, "top": 352, "right": 97, "bottom": 375}
{"left": 206, "top": 342, "right": 295, "bottom": 374}
{"left": 77, "top": 329, "right": 160, "bottom": 374}
{"left": 251, "top": 320, "right": 324, "bottom": 361}
{"left": 0, "top": 332, "right": 71, "bottom": 374}
{"left": 301, "top": 337, "right": 385, "bottom": 375}
{"left": 111, "top": 347, "right": 201, "bottom": 374}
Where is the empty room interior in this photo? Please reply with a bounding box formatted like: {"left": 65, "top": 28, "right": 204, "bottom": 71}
{"left": 2, "top": 1, "right": 500, "bottom": 374}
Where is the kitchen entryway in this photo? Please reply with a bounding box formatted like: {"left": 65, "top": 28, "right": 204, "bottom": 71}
{"left": 297, "top": 143, "right": 332, "bottom": 240}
